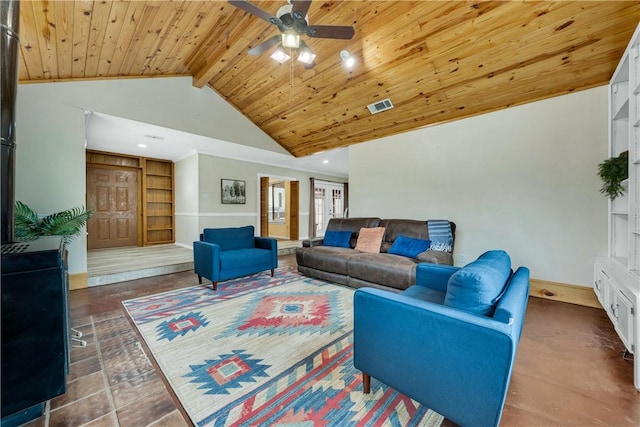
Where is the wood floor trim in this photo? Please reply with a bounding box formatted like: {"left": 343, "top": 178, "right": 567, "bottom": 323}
{"left": 530, "top": 278, "right": 602, "bottom": 309}
{"left": 69, "top": 272, "right": 88, "bottom": 290}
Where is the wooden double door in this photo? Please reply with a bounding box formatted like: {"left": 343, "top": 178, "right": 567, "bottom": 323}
{"left": 86, "top": 167, "right": 138, "bottom": 249}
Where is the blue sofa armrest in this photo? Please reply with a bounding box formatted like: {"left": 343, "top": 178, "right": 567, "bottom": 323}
{"left": 494, "top": 267, "right": 530, "bottom": 339}
{"left": 353, "top": 287, "right": 518, "bottom": 427}
{"left": 415, "top": 263, "right": 459, "bottom": 293}
{"left": 193, "top": 240, "right": 221, "bottom": 282}
{"left": 254, "top": 237, "right": 278, "bottom": 269}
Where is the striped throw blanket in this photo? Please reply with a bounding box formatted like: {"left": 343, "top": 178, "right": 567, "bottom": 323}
{"left": 428, "top": 220, "right": 453, "bottom": 252}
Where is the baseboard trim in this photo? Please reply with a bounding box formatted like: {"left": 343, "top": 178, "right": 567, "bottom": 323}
{"left": 530, "top": 278, "right": 602, "bottom": 309}
{"left": 69, "top": 272, "right": 88, "bottom": 290}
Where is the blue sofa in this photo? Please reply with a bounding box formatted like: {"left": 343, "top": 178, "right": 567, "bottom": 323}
{"left": 353, "top": 250, "right": 530, "bottom": 427}
{"left": 193, "top": 225, "right": 278, "bottom": 290}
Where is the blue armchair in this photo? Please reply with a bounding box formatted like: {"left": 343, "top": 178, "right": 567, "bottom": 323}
{"left": 193, "top": 225, "right": 278, "bottom": 290}
{"left": 353, "top": 250, "right": 530, "bottom": 427}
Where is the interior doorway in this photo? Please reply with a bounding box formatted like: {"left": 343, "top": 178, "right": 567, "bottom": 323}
{"left": 259, "top": 176, "right": 299, "bottom": 241}
{"left": 86, "top": 167, "right": 139, "bottom": 249}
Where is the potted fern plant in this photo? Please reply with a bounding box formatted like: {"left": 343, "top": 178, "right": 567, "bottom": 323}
{"left": 598, "top": 151, "right": 629, "bottom": 201}
{"left": 14, "top": 201, "right": 93, "bottom": 244}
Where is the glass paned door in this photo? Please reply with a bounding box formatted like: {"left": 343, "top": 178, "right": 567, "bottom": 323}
{"left": 314, "top": 181, "right": 345, "bottom": 236}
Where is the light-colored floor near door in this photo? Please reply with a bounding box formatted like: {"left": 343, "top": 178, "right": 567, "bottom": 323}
{"left": 88, "top": 244, "right": 194, "bottom": 286}
{"left": 87, "top": 240, "right": 302, "bottom": 287}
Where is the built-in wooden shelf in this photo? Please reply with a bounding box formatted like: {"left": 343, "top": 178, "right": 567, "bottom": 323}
{"left": 143, "top": 159, "right": 174, "bottom": 246}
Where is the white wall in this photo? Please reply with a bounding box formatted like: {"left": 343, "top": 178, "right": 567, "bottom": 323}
{"left": 15, "top": 97, "right": 87, "bottom": 273}
{"left": 19, "top": 77, "right": 287, "bottom": 154}
{"left": 173, "top": 153, "right": 347, "bottom": 246}
{"left": 174, "top": 153, "right": 200, "bottom": 247}
{"left": 349, "top": 86, "right": 609, "bottom": 287}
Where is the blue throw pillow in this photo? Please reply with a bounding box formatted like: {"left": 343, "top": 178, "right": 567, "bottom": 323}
{"left": 444, "top": 250, "right": 512, "bottom": 316}
{"left": 323, "top": 230, "right": 352, "bottom": 248}
{"left": 388, "top": 235, "right": 431, "bottom": 258}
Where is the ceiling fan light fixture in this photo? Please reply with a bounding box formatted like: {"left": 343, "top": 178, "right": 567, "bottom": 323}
{"left": 270, "top": 46, "right": 291, "bottom": 63}
{"left": 297, "top": 46, "right": 316, "bottom": 65}
{"left": 282, "top": 33, "right": 300, "bottom": 49}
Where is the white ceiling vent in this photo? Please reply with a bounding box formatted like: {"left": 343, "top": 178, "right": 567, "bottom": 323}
{"left": 367, "top": 98, "right": 394, "bottom": 115}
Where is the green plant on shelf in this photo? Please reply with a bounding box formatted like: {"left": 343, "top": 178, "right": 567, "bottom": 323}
{"left": 14, "top": 201, "right": 93, "bottom": 244}
{"left": 598, "top": 151, "right": 629, "bottom": 201}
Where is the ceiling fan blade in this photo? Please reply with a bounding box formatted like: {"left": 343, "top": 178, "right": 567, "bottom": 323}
{"left": 228, "top": 0, "right": 281, "bottom": 25}
{"left": 248, "top": 35, "right": 281, "bottom": 56}
{"left": 306, "top": 25, "right": 355, "bottom": 40}
{"left": 291, "top": 0, "right": 312, "bottom": 20}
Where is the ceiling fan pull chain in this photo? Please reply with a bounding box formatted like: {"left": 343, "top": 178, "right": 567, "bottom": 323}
{"left": 290, "top": 48, "right": 294, "bottom": 111}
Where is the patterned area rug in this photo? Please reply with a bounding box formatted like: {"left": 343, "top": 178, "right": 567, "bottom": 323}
{"left": 123, "top": 267, "right": 443, "bottom": 426}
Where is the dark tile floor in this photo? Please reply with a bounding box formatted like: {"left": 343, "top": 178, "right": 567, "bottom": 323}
{"left": 23, "top": 310, "right": 189, "bottom": 427}
{"left": 20, "top": 254, "right": 640, "bottom": 426}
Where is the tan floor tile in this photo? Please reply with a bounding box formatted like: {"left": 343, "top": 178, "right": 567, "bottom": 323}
{"left": 82, "top": 412, "right": 119, "bottom": 427}
{"left": 94, "top": 316, "right": 132, "bottom": 340}
{"left": 49, "top": 390, "right": 112, "bottom": 427}
{"left": 147, "top": 410, "right": 191, "bottom": 427}
{"left": 115, "top": 388, "right": 178, "bottom": 427}
{"left": 110, "top": 369, "right": 166, "bottom": 409}
{"left": 99, "top": 332, "right": 140, "bottom": 360}
{"left": 68, "top": 356, "right": 102, "bottom": 382}
{"left": 71, "top": 316, "right": 93, "bottom": 328}
{"left": 92, "top": 310, "right": 126, "bottom": 323}
{"left": 51, "top": 371, "right": 106, "bottom": 410}
{"left": 102, "top": 345, "right": 154, "bottom": 386}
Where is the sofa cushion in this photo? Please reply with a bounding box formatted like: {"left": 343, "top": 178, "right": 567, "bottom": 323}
{"left": 348, "top": 253, "right": 418, "bottom": 290}
{"left": 296, "top": 246, "right": 357, "bottom": 275}
{"left": 379, "top": 219, "right": 429, "bottom": 252}
{"left": 388, "top": 235, "right": 431, "bottom": 258}
{"left": 355, "top": 227, "right": 385, "bottom": 253}
{"left": 203, "top": 225, "right": 255, "bottom": 251}
{"left": 326, "top": 217, "right": 381, "bottom": 248}
{"left": 323, "top": 230, "right": 352, "bottom": 248}
{"left": 444, "top": 250, "right": 512, "bottom": 316}
{"left": 219, "top": 248, "right": 272, "bottom": 269}
{"left": 402, "top": 282, "right": 446, "bottom": 304}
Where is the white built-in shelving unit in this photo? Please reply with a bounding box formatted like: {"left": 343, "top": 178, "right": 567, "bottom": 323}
{"left": 594, "top": 22, "right": 640, "bottom": 392}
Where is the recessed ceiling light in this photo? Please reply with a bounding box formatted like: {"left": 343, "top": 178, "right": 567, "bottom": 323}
{"left": 138, "top": 143, "right": 147, "bottom": 148}
{"left": 340, "top": 50, "right": 355, "bottom": 68}
{"left": 323, "top": 160, "right": 330, "bottom": 164}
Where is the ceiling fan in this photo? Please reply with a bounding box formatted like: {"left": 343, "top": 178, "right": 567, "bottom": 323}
{"left": 228, "top": 0, "right": 355, "bottom": 68}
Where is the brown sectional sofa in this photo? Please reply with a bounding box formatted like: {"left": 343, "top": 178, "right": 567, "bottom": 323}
{"left": 296, "top": 217, "right": 456, "bottom": 292}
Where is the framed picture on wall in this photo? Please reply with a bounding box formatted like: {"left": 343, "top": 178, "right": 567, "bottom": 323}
{"left": 221, "top": 179, "right": 246, "bottom": 204}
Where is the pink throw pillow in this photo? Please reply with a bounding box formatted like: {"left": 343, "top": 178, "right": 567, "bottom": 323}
{"left": 354, "top": 227, "right": 385, "bottom": 253}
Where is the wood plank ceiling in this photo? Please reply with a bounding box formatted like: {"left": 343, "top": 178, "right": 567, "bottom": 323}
{"left": 18, "top": 1, "right": 640, "bottom": 157}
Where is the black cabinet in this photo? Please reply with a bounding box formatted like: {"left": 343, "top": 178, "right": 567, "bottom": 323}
{"left": 1, "top": 236, "right": 69, "bottom": 424}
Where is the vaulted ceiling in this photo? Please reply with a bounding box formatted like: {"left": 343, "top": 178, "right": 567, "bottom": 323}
{"left": 18, "top": 1, "right": 640, "bottom": 157}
